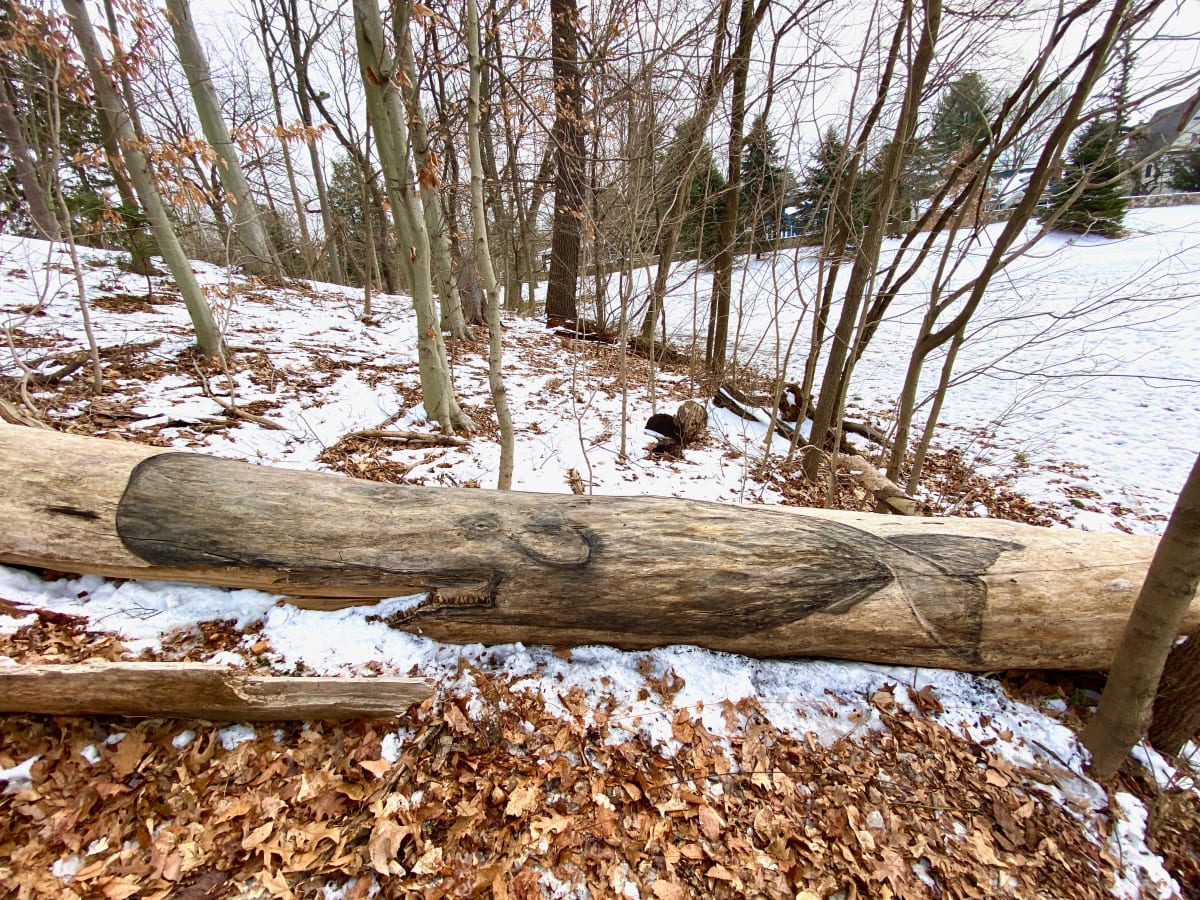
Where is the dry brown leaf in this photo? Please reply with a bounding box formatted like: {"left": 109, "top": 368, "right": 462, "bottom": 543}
{"left": 367, "top": 819, "right": 409, "bottom": 876}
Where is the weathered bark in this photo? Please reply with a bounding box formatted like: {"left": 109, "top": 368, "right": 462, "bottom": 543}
{"left": 1149, "top": 626, "right": 1200, "bottom": 756}
{"left": 0, "top": 661, "right": 432, "bottom": 721}
{"left": 467, "top": 0, "right": 515, "bottom": 489}
{"left": 0, "top": 73, "right": 58, "bottom": 239}
{"left": 352, "top": 0, "right": 472, "bottom": 432}
{"left": 2, "top": 424, "right": 1191, "bottom": 672}
{"left": 545, "top": 0, "right": 585, "bottom": 321}
{"left": 166, "top": 0, "right": 279, "bottom": 277}
{"left": 63, "top": 0, "right": 223, "bottom": 358}
{"left": 1082, "top": 451, "right": 1200, "bottom": 778}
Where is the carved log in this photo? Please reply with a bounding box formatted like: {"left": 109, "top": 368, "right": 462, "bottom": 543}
{"left": 0, "top": 423, "right": 1191, "bottom": 671}
{"left": 0, "top": 661, "right": 432, "bottom": 721}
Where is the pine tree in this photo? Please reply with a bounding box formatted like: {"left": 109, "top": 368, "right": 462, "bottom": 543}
{"left": 928, "top": 72, "right": 993, "bottom": 164}
{"left": 1170, "top": 148, "right": 1200, "bottom": 191}
{"left": 799, "top": 127, "right": 870, "bottom": 239}
{"left": 740, "top": 114, "right": 790, "bottom": 255}
{"left": 660, "top": 118, "right": 726, "bottom": 262}
{"left": 1038, "top": 117, "right": 1127, "bottom": 237}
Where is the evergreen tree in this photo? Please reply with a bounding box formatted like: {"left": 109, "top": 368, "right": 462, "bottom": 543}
{"left": 1170, "top": 148, "right": 1200, "bottom": 192}
{"left": 659, "top": 117, "right": 726, "bottom": 261}
{"left": 928, "top": 72, "right": 993, "bottom": 163}
{"left": 740, "top": 114, "right": 790, "bottom": 254}
{"left": 677, "top": 150, "right": 726, "bottom": 262}
{"left": 1038, "top": 117, "right": 1127, "bottom": 237}
{"left": 798, "top": 127, "right": 871, "bottom": 239}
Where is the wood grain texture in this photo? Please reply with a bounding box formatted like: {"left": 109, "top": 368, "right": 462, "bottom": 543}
{"left": 0, "top": 662, "right": 433, "bottom": 720}
{"left": 1, "top": 424, "right": 1189, "bottom": 671}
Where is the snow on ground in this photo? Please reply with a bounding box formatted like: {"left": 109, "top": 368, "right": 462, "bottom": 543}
{"left": 2, "top": 209, "right": 1199, "bottom": 896}
{"left": 632, "top": 205, "right": 1200, "bottom": 533}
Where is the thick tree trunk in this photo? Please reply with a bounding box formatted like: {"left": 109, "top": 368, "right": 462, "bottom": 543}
{"left": 166, "top": 0, "right": 279, "bottom": 277}
{"left": 63, "top": 0, "right": 223, "bottom": 358}
{"left": 1, "top": 425, "right": 1190, "bottom": 673}
{"left": 544, "top": 0, "right": 585, "bottom": 321}
{"left": 0, "top": 662, "right": 431, "bottom": 721}
{"left": 1149, "top": 627, "right": 1200, "bottom": 756}
{"left": 1082, "top": 451, "right": 1200, "bottom": 778}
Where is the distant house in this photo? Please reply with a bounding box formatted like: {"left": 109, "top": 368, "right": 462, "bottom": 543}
{"left": 1128, "top": 98, "right": 1200, "bottom": 194}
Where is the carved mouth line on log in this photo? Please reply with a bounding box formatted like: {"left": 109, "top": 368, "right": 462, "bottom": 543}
{"left": 42, "top": 505, "right": 102, "bottom": 521}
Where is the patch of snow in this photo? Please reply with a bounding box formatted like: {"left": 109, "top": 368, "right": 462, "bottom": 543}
{"left": 0, "top": 755, "right": 39, "bottom": 795}
{"left": 1107, "top": 792, "right": 1181, "bottom": 899}
{"left": 217, "top": 724, "right": 257, "bottom": 750}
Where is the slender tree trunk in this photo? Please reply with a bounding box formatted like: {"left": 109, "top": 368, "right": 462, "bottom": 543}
{"left": 395, "top": 21, "right": 470, "bottom": 341}
{"left": 253, "top": 1, "right": 314, "bottom": 276}
{"left": 1082, "top": 452, "right": 1200, "bottom": 779}
{"left": 352, "top": 0, "right": 472, "bottom": 432}
{"left": 884, "top": 0, "right": 1142, "bottom": 484}
{"left": 706, "top": 0, "right": 755, "bottom": 374}
{"left": 0, "top": 74, "right": 58, "bottom": 239}
{"left": 467, "top": 0, "right": 514, "bottom": 489}
{"left": 166, "top": 0, "right": 278, "bottom": 277}
{"left": 804, "top": 0, "right": 935, "bottom": 480}
{"left": 359, "top": 163, "right": 375, "bottom": 318}
{"left": 284, "top": 0, "right": 341, "bottom": 283}
{"left": 63, "top": 0, "right": 222, "bottom": 358}
{"left": 545, "top": 0, "right": 586, "bottom": 321}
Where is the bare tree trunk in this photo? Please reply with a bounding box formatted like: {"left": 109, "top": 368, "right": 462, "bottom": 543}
{"left": 396, "top": 21, "right": 470, "bottom": 341}
{"left": 1149, "top": 625, "right": 1200, "bottom": 757}
{"left": 166, "top": 0, "right": 278, "bottom": 277}
{"left": 467, "top": 0, "right": 514, "bottom": 489}
{"left": 1082, "top": 452, "right": 1200, "bottom": 779}
{"left": 283, "top": 0, "right": 342, "bottom": 283}
{"left": 804, "top": 0, "right": 935, "bottom": 480}
{"left": 545, "top": 0, "right": 586, "bottom": 321}
{"left": 352, "top": 0, "right": 472, "bottom": 432}
{"left": 0, "top": 73, "right": 58, "bottom": 239}
{"left": 63, "top": 0, "right": 222, "bottom": 358}
{"left": 252, "top": 0, "right": 314, "bottom": 277}
{"left": 706, "top": 0, "right": 754, "bottom": 374}
{"left": 884, "top": 0, "right": 1144, "bottom": 485}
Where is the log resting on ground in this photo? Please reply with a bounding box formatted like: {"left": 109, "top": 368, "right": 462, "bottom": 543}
{"left": 0, "top": 662, "right": 433, "bottom": 721}
{"left": 0, "top": 424, "right": 1189, "bottom": 672}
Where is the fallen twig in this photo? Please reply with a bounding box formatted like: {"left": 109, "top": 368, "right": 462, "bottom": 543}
{"left": 344, "top": 428, "right": 469, "bottom": 448}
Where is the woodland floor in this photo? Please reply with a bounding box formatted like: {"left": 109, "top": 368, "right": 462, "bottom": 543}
{"left": 0, "top": 259, "right": 1197, "bottom": 899}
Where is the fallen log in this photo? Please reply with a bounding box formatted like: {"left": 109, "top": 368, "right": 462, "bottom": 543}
{"left": 0, "top": 661, "right": 433, "bottom": 721}
{"left": 837, "top": 455, "right": 920, "bottom": 516}
{"left": 0, "top": 423, "right": 1190, "bottom": 671}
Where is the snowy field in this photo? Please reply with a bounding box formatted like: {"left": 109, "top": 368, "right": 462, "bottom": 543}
{"left": 635, "top": 205, "right": 1200, "bottom": 533}
{"left": 1, "top": 208, "right": 1198, "bottom": 896}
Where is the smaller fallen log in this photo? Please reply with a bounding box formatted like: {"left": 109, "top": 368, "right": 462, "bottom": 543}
{"left": 838, "top": 455, "right": 919, "bottom": 516}
{"left": 344, "top": 428, "right": 470, "bottom": 448}
{"left": 0, "top": 661, "right": 434, "bottom": 721}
